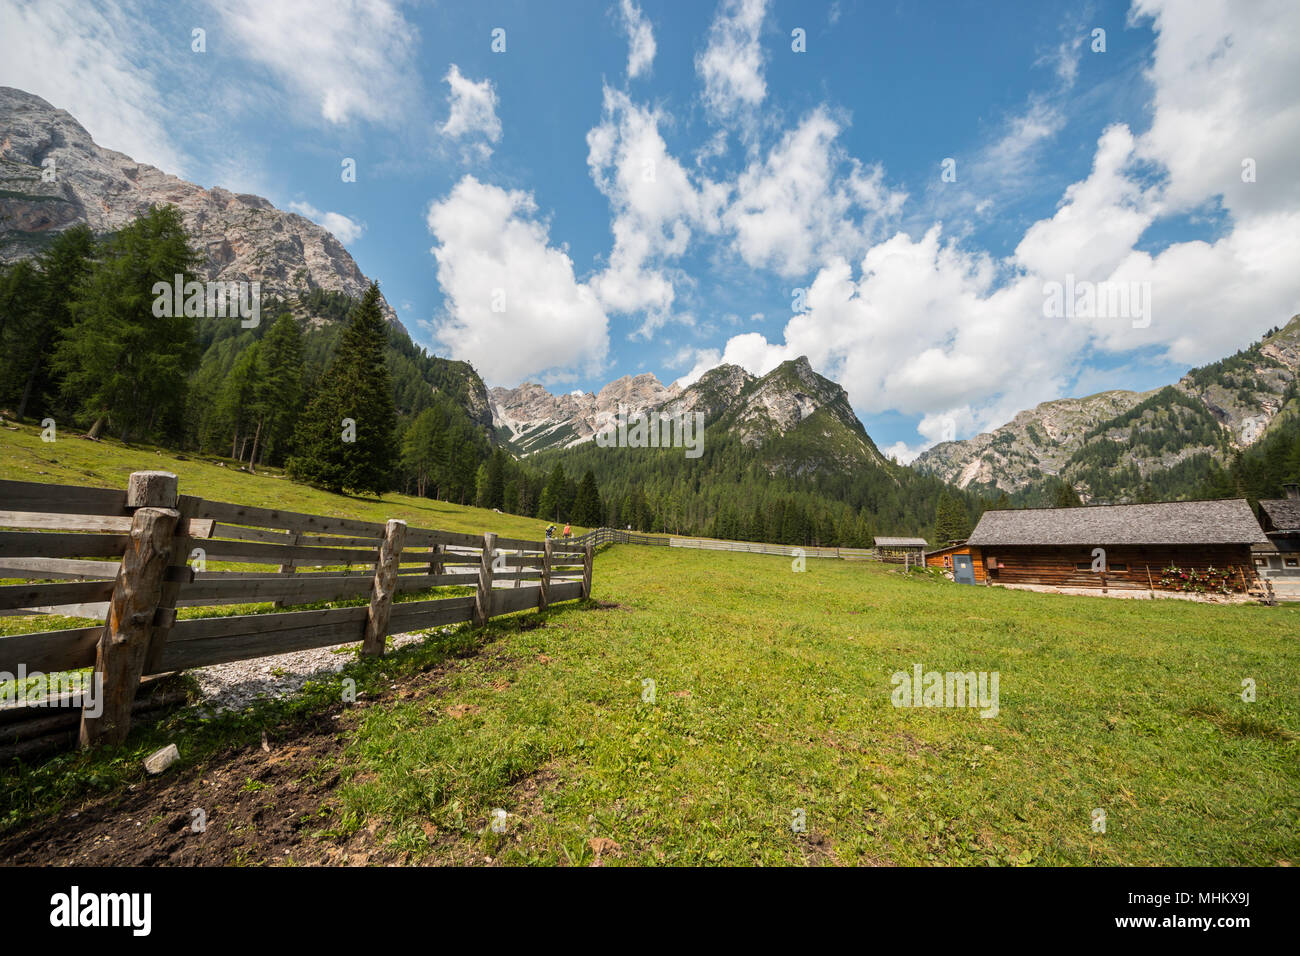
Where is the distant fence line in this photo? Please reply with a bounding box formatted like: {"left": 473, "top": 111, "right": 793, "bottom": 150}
{"left": 0, "top": 474, "right": 593, "bottom": 751}
{"left": 571, "top": 527, "right": 878, "bottom": 560}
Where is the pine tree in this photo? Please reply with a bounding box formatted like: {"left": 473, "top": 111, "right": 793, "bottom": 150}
{"left": 0, "top": 226, "right": 95, "bottom": 420}
{"left": 1052, "top": 480, "right": 1083, "bottom": 508}
{"left": 0, "top": 259, "right": 43, "bottom": 412}
{"left": 52, "top": 208, "right": 198, "bottom": 441}
{"left": 287, "top": 283, "right": 396, "bottom": 494}
{"left": 537, "top": 463, "right": 567, "bottom": 521}
{"left": 573, "top": 469, "right": 602, "bottom": 526}
{"left": 252, "top": 312, "right": 303, "bottom": 466}
{"left": 211, "top": 343, "right": 260, "bottom": 461}
{"left": 485, "top": 448, "right": 507, "bottom": 510}
{"left": 401, "top": 407, "right": 442, "bottom": 497}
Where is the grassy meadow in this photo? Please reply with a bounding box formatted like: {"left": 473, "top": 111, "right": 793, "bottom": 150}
{"left": 0, "top": 420, "right": 581, "bottom": 541}
{"left": 329, "top": 546, "right": 1299, "bottom": 866}
{"left": 1, "top": 423, "right": 1297, "bottom": 865}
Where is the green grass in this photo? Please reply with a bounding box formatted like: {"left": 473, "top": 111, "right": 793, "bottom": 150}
{"left": 2, "top": 425, "right": 1298, "bottom": 865}
{"left": 334, "top": 547, "right": 1299, "bottom": 866}
{"left": 0, "top": 420, "right": 584, "bottom": 541}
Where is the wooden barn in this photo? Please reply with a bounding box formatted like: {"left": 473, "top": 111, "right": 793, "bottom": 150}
{"left": 953, "top": 499, "right": 1269, "bottom": 595}
{"left": 874, "top": 536, "right": 928, "bottom": 564}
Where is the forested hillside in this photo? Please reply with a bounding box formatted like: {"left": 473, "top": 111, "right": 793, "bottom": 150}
{"left": 529, "top": 358, "right": 983, "bottom": 545}
{"left": 0, "top": 206, "right": 495, "bottom": 501}
{"left": 915, "top": 317, "right": 1300, "bottom": 503}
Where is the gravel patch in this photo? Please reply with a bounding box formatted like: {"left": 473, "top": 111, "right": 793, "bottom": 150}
{"left": 191, "top": 629, "right": 445, "bottom": 716}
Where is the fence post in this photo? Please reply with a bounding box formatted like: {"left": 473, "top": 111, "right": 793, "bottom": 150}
{"left": 362, "top": 519, "right": 406, "bottom": 656}
{"left": 272, "top": 532, "right": 300, "bottom": 609}
{"left": 582, "top": 542, "right": 594, "bottom": 599}
{"left": 79, "top": 471, "right": 179, "bottom": 748}
{"left": 475, "top": 532, "right": 497, "bottom": 626}
{"left": 428, "top": 542, "right": 442, "bottom": 578}
{"left": 539, "top": 539, "right": 552, "bottom": 610}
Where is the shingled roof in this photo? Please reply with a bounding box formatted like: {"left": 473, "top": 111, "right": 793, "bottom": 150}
{"left": 1259, "top": 498, "right": 1300, "bottom": 533}
{"left": 874, "top": 536, "right": 928, "bottom": 547}
{"left": 967, "top": 499, "right": 1268, "bottom": 547}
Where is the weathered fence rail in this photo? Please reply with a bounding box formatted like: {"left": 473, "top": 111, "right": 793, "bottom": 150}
{"left": 0, "top": 473, "right": 593, "bottom": 749}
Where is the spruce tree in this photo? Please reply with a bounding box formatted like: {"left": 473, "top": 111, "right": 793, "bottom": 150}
{"left": 252, "top": 312, "right": 303, "bottom": 466}
{"left": 53, "top": 208, "right": 198, "bottom": 441}
{"left": 212, "top": 343, "right": 260, "bottom": 460}
{"left": 287, "top": 283, "right": 396, "bottom": 494}
{"left": 0, "top": 226, "right": 95, "bottom": 420}
{"left": 1052, "top": 480, "right": 1082, "bottom": 508}
{"left": 933, "top": 491, "right": 973, "bottom": 544}
{"left": 537, "top": 463, "right": 567, "bottom": 521}
{"left": 573, "top": 469, "right": 602, "bottom": 526}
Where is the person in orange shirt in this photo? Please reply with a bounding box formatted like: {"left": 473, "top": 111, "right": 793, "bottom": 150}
{"left": 563, "top": 523, "right": 572, "bottom": 539}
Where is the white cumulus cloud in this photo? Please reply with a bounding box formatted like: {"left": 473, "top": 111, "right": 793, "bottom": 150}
{"left": 619, "top": 0, "right": 656, "bottom": 79}
{"left": 725, "top": 107, "right": 907, "bottom": 277}
{"left": 288, "top": 201, "right": 366, "bottom": 244}
{"left": 211, "top": 0, "right": 422, "bottom": 127}
{"left": 586, "top": 87, "right": 727, "bottom": 335}
{"left": 441, "top": 64, "right": 502, "bottom": 160}
{"left": 696, "top": 0, "right": 768, "bottom": 119}
{"left": 428, "top": 176, "right": 609, "bottom": 386}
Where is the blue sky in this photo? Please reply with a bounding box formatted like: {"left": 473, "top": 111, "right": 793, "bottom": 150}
{"left": 3, "top": 0, "right": 1298, "bottom": 459}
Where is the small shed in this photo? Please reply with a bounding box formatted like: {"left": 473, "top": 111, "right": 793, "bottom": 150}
{"left": 925, "top": 542, "right": 984, "bottom": 584}
{"left": 874, "top": 536, "right": 928, "bottom": 564}
{"left": 963, "top": 498, "right": 1269, "bottom": 594}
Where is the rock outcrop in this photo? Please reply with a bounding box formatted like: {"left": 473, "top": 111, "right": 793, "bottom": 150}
{"left": 914, "top": 315, "right": 1300, "bottom": 498}
{"left": 0, "top": 86, "right": 402, "bottom": 330}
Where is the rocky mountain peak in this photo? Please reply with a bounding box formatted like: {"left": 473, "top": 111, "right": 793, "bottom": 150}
{"left": 0, "top": 86, "right": 402, "bottom": 331}
{"left": 913, "top": 314, "right": 1300, "bottom": 500}
{"left": 722, "top": 356, "right": 864, "bottom": 448}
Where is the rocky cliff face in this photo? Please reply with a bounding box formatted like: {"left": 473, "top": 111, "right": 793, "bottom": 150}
{"left": 494, "top": 355, "right": 888, "bottom": 474}
{"left": 914, "top": 390, "right": 1149, "bottom": 491}
{"left": 716, "top": 357, "right": 872, "bottom": 449}
{"left": 913, "top": 315, "right": 1300, "bottom": 499}
{"left": 662, "top": 363, "right": 755, "bottom": 421}
{"left": 0, "top": 87, "right": 402, "bottom": 330}
{"left": 491, "top": 372, "right": 682, "bottom": 454}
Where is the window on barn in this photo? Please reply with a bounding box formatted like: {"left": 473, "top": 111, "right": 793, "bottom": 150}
{"left": 1286, "top": 558, "right": 1299, "bottom": 568}
{"left": 1254, "top": 557, "right": 1268, "bottom": 567}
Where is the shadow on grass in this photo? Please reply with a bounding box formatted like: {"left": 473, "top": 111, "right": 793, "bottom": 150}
{"left": 0, "top": 599, "right": 597, "bottom": 837}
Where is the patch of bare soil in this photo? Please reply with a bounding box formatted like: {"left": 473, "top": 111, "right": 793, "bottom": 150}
{"left": 1, "top": 713, "right": 361, "bottom": 866}
{"left": 0, "top": 643, "right": 521, "bottom": 866}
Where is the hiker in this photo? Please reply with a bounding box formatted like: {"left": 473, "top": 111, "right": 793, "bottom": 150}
{"left": 563, "top": 523, "right": 572, "bottom": 539}
{"left": 545, "top": 524, "right": 555, "bottom": 539}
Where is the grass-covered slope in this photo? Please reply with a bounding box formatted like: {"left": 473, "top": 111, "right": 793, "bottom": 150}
{"left": 0, "top": 421, "right": 574, "bottom": 542}
{"left": 333, "top": 548, "right": 1297, "bottom": 865}
{"left": 3, "top": 537, "right": 1295, "bottom": 865}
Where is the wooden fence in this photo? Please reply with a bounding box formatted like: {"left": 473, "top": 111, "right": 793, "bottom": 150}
{"left": 0, "top": 473, "right": 593, "bottom": 748}
{"left": 571, "top": 527, "right": 876, "bottom": 560}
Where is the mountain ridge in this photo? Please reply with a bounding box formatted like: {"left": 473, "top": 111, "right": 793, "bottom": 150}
{"left": 913, "top": 315, "right": 1300, "bottom": 500}
{"left": 0, "top": 86, "right": 404, "bottom": 332}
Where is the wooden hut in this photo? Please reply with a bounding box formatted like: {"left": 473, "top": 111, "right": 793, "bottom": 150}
{"left": 960, "top": 499, "right": 1268, "bottom": 595}
{"left": 924, "top": 542, "right": 984, "bottom": 584}
{"left": 1254, "top": 484, "right": 1300, "bottom": 599}
{"left": 874, "top": 536, "right": 928, "bottom": 565}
